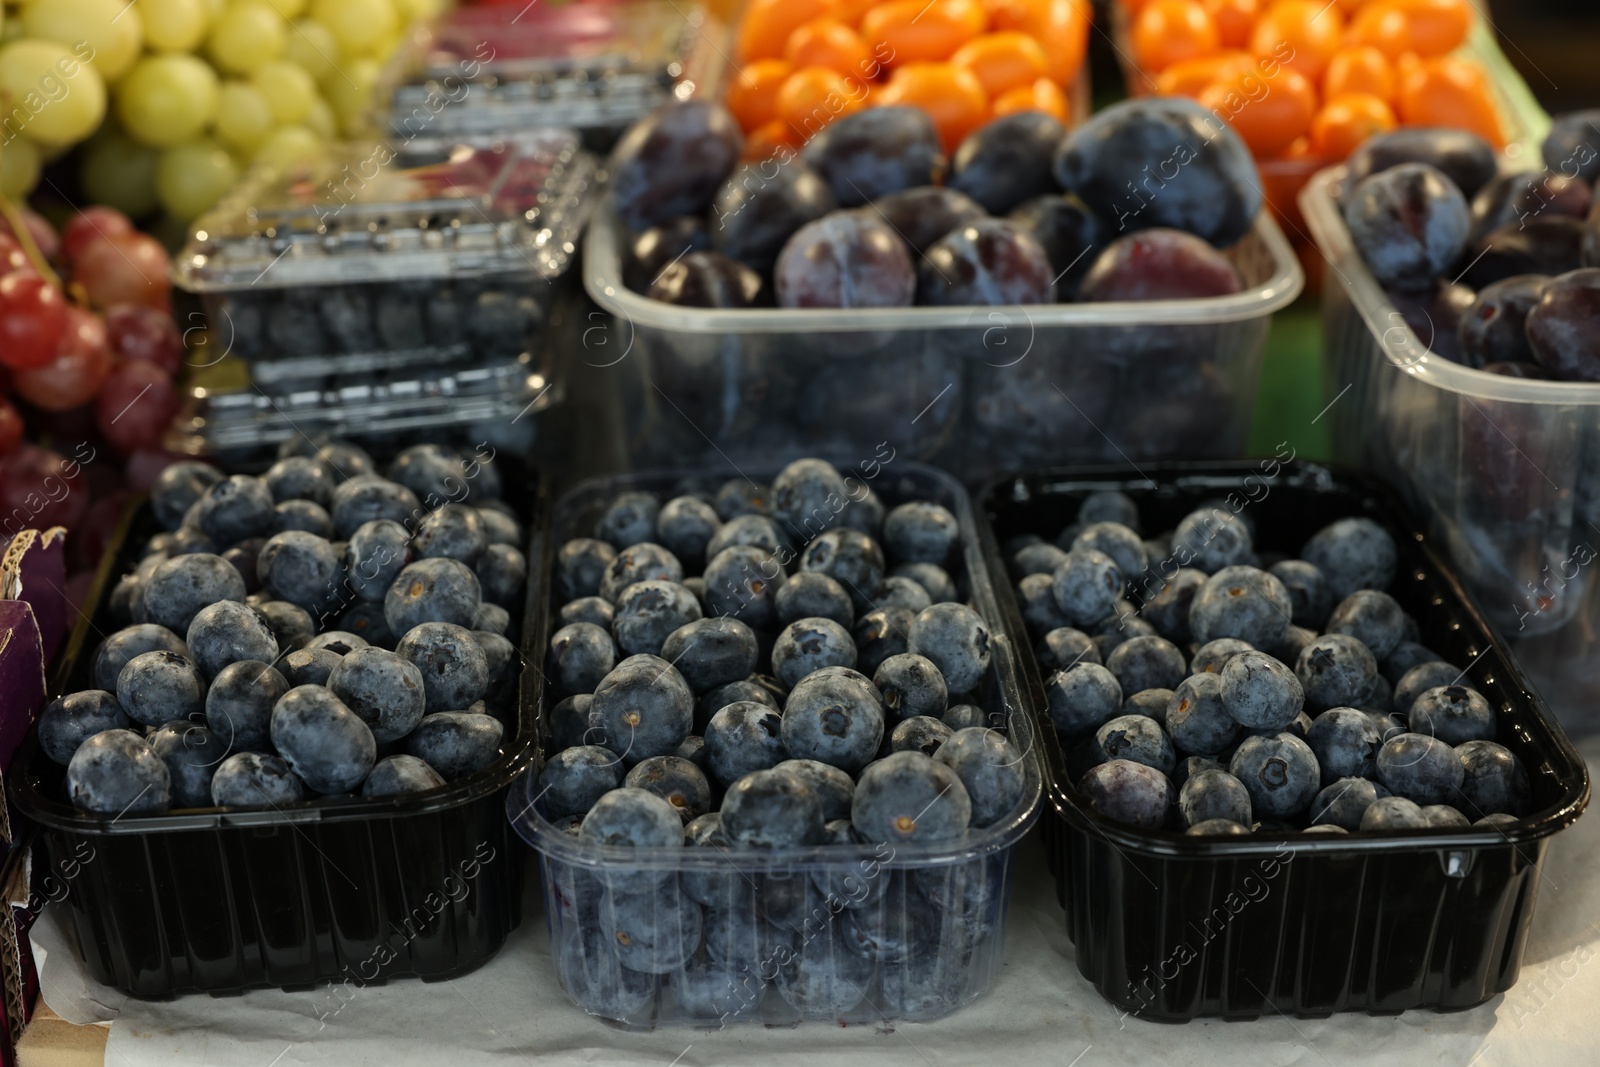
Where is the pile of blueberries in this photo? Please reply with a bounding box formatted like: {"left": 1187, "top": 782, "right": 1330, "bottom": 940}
{"left": 534, "top": 458, "right": 1029, "bottom": 1022}
{"left": 38, "top": 438, "right": 526, "bottom": 816}
{"left": 1009, "top": 489, "right": 1531, "bottom": 835}
{"left": 612, "top": 96, "right": 1264, "bottom": 311}
{"left": 1342, "top": 113, "right": 1600, "bottom": 382}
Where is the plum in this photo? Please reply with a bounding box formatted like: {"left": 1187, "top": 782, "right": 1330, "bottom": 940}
{"left": 624, "top": 217, "right": 710, "bottom": 294}
{"left": 1387, "top": 282, "right": 1475, "bottom": 365}
{"left": 1009, "top": 194, "right": 1104, "bottom": 298}
{"left": 949, "top": 111, "right": 1066, "bottom": 215}
{"left": 610, "top": 101, "right": 742, "bottom": 230}
{"left": 1458, "top": 275, "right": 1546, "bottom": 368}
{"left": 803, "top": 108, "right": 943, "bottom": 207}
{"left": 1526, "top": 268, "right": 1600, "bottom": 381}
{"left": 1077, "top": 229, "right": 1243, "bottom": 301}
{"left": 917, "top": 219, "right": 1055, "bottom": 305}
{"left": 1347, "top": 126, "right": 1498, "bottom": 199}
{"left": 1343, "top": 163, "right": 1470, "bottom": 291}
{"left": 1541, "top": 110, "right": 1600, "bottom": 184}
{"left": 710, "top": 160, "right": 837, "bottom": 274}
{"left": 1463, "top": 217, "right": 1586, "bottom": 289}
{"left": 1469, "top": 172, "right": 1592, "bottom": 245}
{"left": 774, "top": 211, "right": 916, "bottom": 308}
{"left": 873, "top": 186, "right": 987, "bottom": 257}
{"left": 647, "top": 252, "right": 764, "bottom": 308}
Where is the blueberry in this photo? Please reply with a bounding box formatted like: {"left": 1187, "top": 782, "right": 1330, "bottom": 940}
{"left": 555, "top": 924, "right": 659, "bottom": 1020}
{"left": 935, "top": 727, "right": 1026, "bottom": 828}
{"left": 802, "top": 107, "right": 941, "bottom": 206}
{"left": 1365, "top": 669, "right": 1395, "bottom": 713}
{"left": 556, "top": 538, "right": 617, "bottom": 601}
{"left": 1324, "top": 591, "right": 1406, "bottom": 661}
{"left": 1455, "top": 740, "right": 1531, "bottom": 816}
{"left": 1420, "top": 804, "right": 1470, "bottom": 828}
{"left": 540, "top": 745, "right": 625, "bottom": 819}
{"left": 1018, "top": 573, "right": 1071, "bottom": 636}
{"left": 1165, "top": 672, "right": 1237, "bottom": 755}
{"left": 39, "top": 691, "right": 131, "bottom": 765}
{"left": 270, "top": 685, "right": 376, "bottom": 794}
{"left": 579, "top": 787, "right": 683, "bottom": 893}
{"left": 1170, "top": 508, "right": 1253, "bottom": 574}
{"left": 772, "top": 617, "right": 858, "bottom": 689}
{"left": 1376, "top": 732, "right": 1464, "bottom": 805}
{"left": 696, "top": 678, "right": 781, "bottom": 731}
{"left": 850, "top": 752, "right": 970, "bottom": 846}
{"left": 1179, "top": 768, "right": 1252, "bottom": 828}
{"left": 1267, "top": 560, "right": 1331, "bottom": 630}
{"left": 384, "top": 443, "right": 474, "bottom": 504}
{"left": 1409, "top": 685, "right": 1495, "bottom": 745}
{"left": 1173, "top": 755, "right": 1225, "bottom": 790}
{"left": 645, "top": 497, "right": 718, "bottom": 571}
{"left": 874, "top": 576, "right": 932, "bottom": 615}
{"left": 326, "top": 646, "right": 427, "bottom": 744}
{"left": 1301, "top": 518, "right": 1398, "bottom": 601}
{"left": 852, "top": 606, "right": 915, "bottom": 675}
{"left": 1305, "top": 707, "right": 1382, "bottom": 786}
{"left": 595, "top": 492, "right": 661, "bottom": 550}
{"left": 703, "top": 545, "right": 786, "bottom": 630}
{"left": 413, "top": 504, "right": 487, "bottom": 566}
{"left": 775, "top": 759, "right": 855, "bottom": 822}
{"left": 799, "top": 529, "right": 885, "bottom": 611}
{"left": 1123, "top": 688, "right": 1174, "bottom": 723}
{"left": 211, "top": 751, "right": 304, "bottom": 807}
{"left": 1011, "top": 542, "right": 1069, "bottom": 579}
{"left": 273, "top": 499, "right": 334, "bottom": 538}
{"left": 1077, "top": 759, "right": 1171, "bottom": 829}
{"left": 601, "top": 880, "right": 703, "bottom": 975}
{"left": 1095, "top": 714, "right": 1175, "bottom": 774}
{"left": 882, "top": 503, "right": 959, "bottom": 566}
{"left": 1051, "top": 548, "right": 1123, "bottom": 628}
{"left": 169, "top": 525, "right": 215, "bottom": 555}
{"left": 362, "top": 754, "right": 445, "bottom": 797}
{"left": 255, "top": 530, "right": 341, "bottom": 614}
{"left": 329, "top": 475, "right": 420, "bottom": 540}
{"left": 345, "top": 519, "right": 413, "bottom": 603}
{"left": 560, "top": 596, "right": 614, "bottom": 631}
{"left": 1306, "top": 777, "right": 1385, "bottom": 830}
{"left": 476, "top": 508, "right": 522, "bottom": 548}
{"left": 117, "top": 650, "right": 204, "bottom": 726}
{"left": 1034, "top": 629, "right": 1097, "bottom": 676}
{"left": 610, "top": 580, "right": 702, "bottom": 658}
{"left": 782, "top": 670, "right": 885, "bottom": 775}
{"left": 549, "top": 694, "right": 596, "bottom": 751}
{"left": 142, "top": 553, "right": 247, "bottom": 633}
{"left": 705, "top": 514, "right": 785, "bottom": 559}
{"left": 771, "top": 459, "right": 850, "bottom": 541}
{"left": 950, "top": 109, "right": 1065, "bottom": 214}
{"left": 1393, "top": 661, "right": 1464, "bottom": 715}
{"left": 1294, "top": 633, "right": 1379, "bottom": 713}
{"left": 66, "top": 729, "right": 171, "bottom": 815}
{"left": 1344, "top": 163, "right": 1471, "bottom": 290}
{"left": 202, "top": 659, "right": 286, "bottom": 752}
{"left": 193, "top": 475, "right": 276, "bottom": 544}
{"left": 91, "top": 624, "right": 189, "bottom": 693}
{"left": 1187, "top": 818, "right": 1252, "bottom": 836}
{"left": 1360, "top": 796, "right": 1430, "bottom": 830}
{"left": 890, "top": 715, "right": 953, "bottom": 758}
{"left": 1046, "top": 662, "right": 1123, "bottom": 735}
{"left": 474, "top": 602, "right": 513, "bottom": 639}
{"left": 148, "top": 721, "right": 223, "bottom": 808}
{"left": 1072, "top": 524, "right": 1146, "bottom": 592}
{"left": 1229, "top": 734, "right": 1320, "bottom": 819}
{"left": 1104, "top": 634, "right": 1186, "bottom": 695}
{"left": 589, "top": 654, "right": 693, "bottom": 763}
{"left": 277, "top": 646, "right": 342, "bottom": 687}
{"left": 1219, "top": 650, "right": 1304, "bottom": 730}
{"left": 775, "top": 572, "right": 854, "bottom": 629}
{"left": 775, "top": 923, "right": 874, "bottom": 1019}
{"left": 396, "top": 621, "right": 490, "bottom": 713}
{"left": 405, "top": 711, "right": 503, "bottom": 780}
{"left": 221, "top": 538, "right": 268, "bottom": 594}
{"left": 722, "top": 766, "right": 825, "bottom": 848}
{"left": 334, "top": 599, "right": 393, "bottom": 649}
{"left": 1190, "top": 637, "right": 1253, "bottom": 675}
{"left": 1189, "top": 566, "right": 1291, "bottom": 648}
{"left": 263, "top": 455, "right": 335, "bottom": 507}
{"left": 181, "top": 598, "right": 279, "bottom": 682}
{"left": 907, "top": 602, "right": 991, "bottom": 694}
{"left": 658, "top": 616, "right": 760, "bottom": 695}
{"left": 873, "top": 652, "right": 949, "bottom": 726}
{"left": 151, "top": 462, "right": 222, "bottom": 530}
{"left": 625, "top": 755, "right": 712, "bottom": 821}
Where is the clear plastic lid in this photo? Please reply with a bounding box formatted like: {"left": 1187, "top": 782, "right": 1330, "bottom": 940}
{"left": 175, "top": 130, "right": 599, "bottom": 292}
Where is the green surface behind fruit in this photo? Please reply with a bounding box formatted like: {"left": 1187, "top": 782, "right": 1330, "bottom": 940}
{"left": 1248, "top": 297, "right": 1330, "bottom": 462}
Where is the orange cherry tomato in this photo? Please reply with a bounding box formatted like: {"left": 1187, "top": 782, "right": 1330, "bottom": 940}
{"left": 1014, "top": 0, "right": 1091, "bottom": 85}
{"left": 1323, "top": 45, "right": 1393, "bottom": 100}
{"left": 1346, "top": 3, "right": 1410, "bottom": 59}
{"left": 776, "top": 66, "right": 868, "bottom": 140}
{"left": 992, "top": 76, "right": 1071, "bottom": 121}
{"left": 952, "top": 31, "right": 1049, "bottom": 96}
{"left": 829, "top": 0, "right": 882, "bottom": 27}
{"left": 861, "top": 0, "right": 990, "bottom": 66}
{"left": 738, "top": 0, "right": 837, "bottom": 62}
{"left": 1198, "top": 63, "right": 1318, "bottom": 156}
{"left": 1250, "top": 0, "right": 1344, "bottom": 83}
{"left": 727, "top": 58, "right": 794, "bottom": 131}
{"left": 1309, "top": 91, "right": 1396, "bottom": 158}
{"left": 1131, "top": 0, "right": 1219, "bottom": 73}
{"left": 1396, "top": 54, "right": 1504, "bottom": 146}
{"left": 1389, "top": 0, "right": 1472, "bottom": 57}
{"left": 1155, "top": 50, "right": 1255, "bottom": 96}
{"left": 1203, "top": 0, "right": 1261, "bottom": 49}
{"left": 743, "top": 119, "right": 802, "bottom": 160}
{"left": 785, "top": 18, "right": 874, "bottom": 74}
{"left": 877, "top": 61, "right": 990, "bottom": 149}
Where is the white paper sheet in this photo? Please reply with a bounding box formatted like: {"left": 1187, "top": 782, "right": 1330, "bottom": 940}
{"left": 33, "top": 733, "right": 1600, "bottom": 1067}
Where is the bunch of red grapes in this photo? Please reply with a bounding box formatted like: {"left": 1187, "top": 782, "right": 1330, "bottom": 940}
{"left": 0, "top": 204, "right": 186, "bottom": 601}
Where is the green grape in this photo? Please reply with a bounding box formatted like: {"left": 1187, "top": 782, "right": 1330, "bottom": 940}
{"left": 310, "top": 0, "right": 396, "bottom": 58}
{"left": 261, "top": 0, "right": 310, "bottom": 18}
{"left": 116, "top": 54, "right": 220, "bottom": 147}
{"left": 206, "top": 1, "right": 287, "bottom": 75}
{"left": 21, "top": 0, "right": 143, "bottom": 83}
{"left": 0, "top": 39, "right": 108, "bottom": 148}
{"left": 252, "top": 59, "right": 315, "bottom": 124}
{"left": 323, "top": 54, "right": 379, "bottom": 135}
{"left": 80, "top": 123, "right": 160, "bottom": 216}
{"left": 303, "top": 92, "right": 335, "bottom": 139}
{"left": 253, "top": 124, "right": 321, "bottom": 168}
{"left": 156, "top": 138, "right": 239, "bottom": 221}
{"left": 215, "top": 80, "right": 275, "bottom": 152}
{"left": 0, "top": 135, "right": 41, "bottom": 198}
{"left": 284, "top": 19, "right": 339, "bottom": 85}
{"left": 140, "top": 0, "right": 210, "bottom": 53}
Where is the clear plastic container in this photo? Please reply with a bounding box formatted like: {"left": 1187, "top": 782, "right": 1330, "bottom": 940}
{"left": 582, "top": 201, "right": 1302, "bottom": 483}
{"left": 506, "top": 461, "right": 1043, "bottom": 1027}
{"left": 374, "top": 2, "right": 725, "bottom": 146}
{"left": 1300, "top": 163, "right": 1600, "bottom": 723}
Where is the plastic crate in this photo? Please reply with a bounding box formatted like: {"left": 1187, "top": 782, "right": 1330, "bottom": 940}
{"left": 506, "top": 460, "right": 1043, "bottom": 1027}
{"left": 6, "top": 467, "right": 546, "bottom": 997}
{"left": 976, "top": 461, "right": 1589, "bottom": 1019}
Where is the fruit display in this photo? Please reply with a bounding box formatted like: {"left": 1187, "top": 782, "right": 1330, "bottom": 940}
{"left": 728, "top": 0, "right": 1090, "bottom": 153}
{"left": 522, "top": 457, "right": 1037, "bottom": 1024}
{"left": 0, "top": 0, "right": 441, "bottom": 219}
{"left": 35, "top": 438, "right": 526, "bottom": 815}
{"left": 1011, "top": 487, "right": 1531, "bottom": 834}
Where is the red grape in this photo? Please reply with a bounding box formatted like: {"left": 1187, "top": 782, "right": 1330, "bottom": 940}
{"left": 0, "top": 234, "right": 30, "bottom": 275}
{"left": 0, "top": 208, "right": 60, "bottom": 264}
{"left": 0, "top": 272, "right": 69, "bottom": 370}
{"left": 0, "top": 444, "right": 88, "bottom": 533}
{"left": 0, "top": 397, "right": 23, "bottom": 456}
{"left": 62, "top": 207, "right": 135, "bottom": 265}
{"left": 13, "top": 307, "right": 113, "bottom": 411}
{"left": 74, "top": 233, "right": 173, "bottom": 310}
{"left": 95, "top": 361, "right": 179, "bottom": 453}
{"left": 105, "top": 303, "right": 184, "bottom": 374}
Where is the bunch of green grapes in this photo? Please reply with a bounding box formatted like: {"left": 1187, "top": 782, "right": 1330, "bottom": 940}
{"left": 0, "top": 0, "right": 444, "bottom": 221}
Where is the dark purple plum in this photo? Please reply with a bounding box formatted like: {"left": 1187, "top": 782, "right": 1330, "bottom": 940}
{"left": 949, "top": 110, "right": 1066, "bottom": 215}
{"left": 1469, "top": 171, "right": 1592, "bottom": 245}
{"left": 1078, "top": 229, "right": 1243, "bottom": 301}
{"left": 1541, "top": 110, "right": 1600, "bottom": 184}
{"left": 1387, "top": 281, "right": 1475, "bottom": 365}
{"left": 1462, "top": 217, "right": 1585, "bottom": 290}
{"left": 873, "top": 186, "right": 987, "bottom": 257}
{"left": 1526, "top": 268, "right": 1600, "bottom": 381}
{"left": 917, "top": 219, "right": 1055, "bottom": 305}
{"left": 774, "top": 211, "right": 915, "bottom": 308}
{"left": 1346, "top": 126, "right": 1498, "bottom": 199}
{"left": 802, "top": 107, "right": 942, "bottom": 207}
{"left": 1482, "top": 361, "right": 1549, "bottom": 378}
{"left": 1458, "top": 275, "right": 1546, "bottom": 368}
{"left": 623, "top": 216, "right": 710, "bottom": 294}
{"left": 1343, "top": 163, "right": 1470, "bottom": 291}
{"left": 647, "top": 252, "right": 764, "bottom": 308}
{"left": 1008, "top": 194, "right": 1104, "bottom": 298}
{"left": 610, "top": 100, "right": 743, "bottom": 230}
{"left": 710, "top": 160, "right": 838, "bottom": 274}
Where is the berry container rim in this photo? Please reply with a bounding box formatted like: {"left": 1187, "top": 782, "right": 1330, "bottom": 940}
{"left": 506, "top": 458, "right": 1044, "bottom": 873}
{"left": 974, "top": 459, "right": 1590, "bottom": 860}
